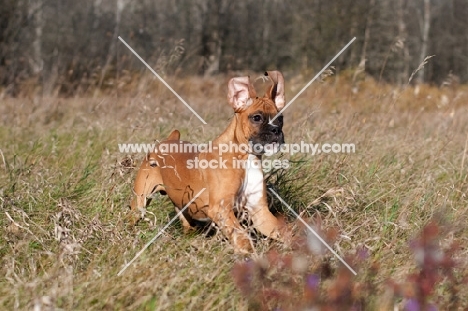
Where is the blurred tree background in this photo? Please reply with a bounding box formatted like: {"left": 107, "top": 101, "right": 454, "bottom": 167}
{"left": 1, "top": 0, "right": 467, "bottom": 96}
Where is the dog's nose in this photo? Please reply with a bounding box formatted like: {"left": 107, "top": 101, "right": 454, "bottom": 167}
{"left": 270, "top": 127, "right": 280, "bottom": 135}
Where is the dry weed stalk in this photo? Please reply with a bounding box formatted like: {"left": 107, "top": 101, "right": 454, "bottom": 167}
{"left": 408, "top": 55, "right": 435, "bottom": 85}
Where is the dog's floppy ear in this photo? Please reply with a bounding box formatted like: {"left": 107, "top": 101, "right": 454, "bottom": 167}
{"left": 228, "top": 76, "right": 257, "bottom": 112}
{"left": 265, "top": 71, "right": 285, "bottom": 111}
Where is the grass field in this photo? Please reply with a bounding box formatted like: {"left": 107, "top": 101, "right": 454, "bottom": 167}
{"left": 1, "top": 73, "right": 468, "bottom": 310}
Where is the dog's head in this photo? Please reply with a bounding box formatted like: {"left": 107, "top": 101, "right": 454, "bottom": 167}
{"left": 228, "top": 71, "right": 285, "bottom": 155}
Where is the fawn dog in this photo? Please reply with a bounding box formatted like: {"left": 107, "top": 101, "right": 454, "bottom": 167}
{"left": 129, "top": 71, "right": 286, "bottom": 252}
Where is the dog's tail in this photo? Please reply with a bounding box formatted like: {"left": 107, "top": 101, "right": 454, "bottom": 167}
{"left": 166, "top": 129, "right": 180, "bottom": 141}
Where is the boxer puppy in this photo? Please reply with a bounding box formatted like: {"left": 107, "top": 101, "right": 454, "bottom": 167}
{"left": 129, "top": 71, "right": 285, "bottom": 253}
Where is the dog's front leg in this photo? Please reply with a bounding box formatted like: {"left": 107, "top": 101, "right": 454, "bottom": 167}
{"left": 248, "top": 198, "right": 281, "bottom": 240}
{"left": 207, "top": 195, "right": 253, "bottom": 253}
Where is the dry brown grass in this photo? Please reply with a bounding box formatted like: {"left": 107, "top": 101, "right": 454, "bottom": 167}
{"left": 1, "top": 72, "right": 468, "bottom": 309}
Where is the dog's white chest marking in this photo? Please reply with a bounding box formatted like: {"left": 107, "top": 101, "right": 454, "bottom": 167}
{"left": 242, "top": 154, "right": 265, "bottom": 211}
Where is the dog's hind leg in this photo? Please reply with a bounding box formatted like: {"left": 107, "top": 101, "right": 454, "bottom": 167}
{"left": 128, "top": 129, "right": 182, "bottom": 226}
{"left": 174, "top": 206, "right": 196, "bottom": 234}
{"left": 128, "top": 152, "right": 166, "bottom": 225}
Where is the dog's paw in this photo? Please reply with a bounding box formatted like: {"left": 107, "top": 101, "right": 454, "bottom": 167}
{"left": 182, "top": 225, "right": 197, "bottom": 235}
{"left": 232, "top": 233, "right": 254, "bottom": 254}
{"left": 125, "top": 211, "right": 142, "bottom": 228}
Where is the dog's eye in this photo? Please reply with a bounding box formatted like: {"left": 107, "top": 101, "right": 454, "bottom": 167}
{"left": 251, "top": 114, "right": 263, "bottom": 123}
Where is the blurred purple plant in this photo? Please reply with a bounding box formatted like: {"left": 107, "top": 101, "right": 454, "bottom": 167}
{"left": 232, "top": 220, "right": 466, "bottom": 310}
{"left": 395, "top": 221, "right": 461, "bottom": 310}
